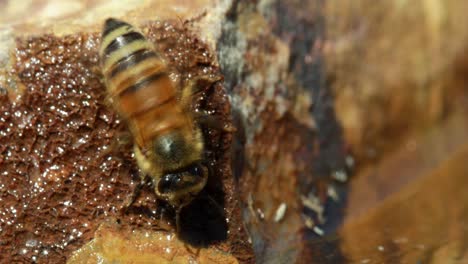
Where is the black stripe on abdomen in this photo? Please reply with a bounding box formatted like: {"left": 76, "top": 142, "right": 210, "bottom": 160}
{"left": 109, "top": 49, "right": 158, "bottom": 78}
{"left": 120, "top": 71, "right": 167, "bottom": 97}
{"left": 103, "top": 32, "right": 146, "bottom": 57}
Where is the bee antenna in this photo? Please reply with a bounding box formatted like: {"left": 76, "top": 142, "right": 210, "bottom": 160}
{"left": 181, "top": 10, "right": 208, "bottom": 27}
{"left": 175, "top": 14, "right": 185, "bottom": 27}
{"left": 205, "top": 193, "right": 225, "bottom": 215}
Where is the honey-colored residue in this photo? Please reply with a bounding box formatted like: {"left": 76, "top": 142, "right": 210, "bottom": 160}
{"left": 68, "top": 220, "right": 239, "bottom": 264}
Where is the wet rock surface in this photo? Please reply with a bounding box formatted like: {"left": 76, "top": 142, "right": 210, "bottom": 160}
{"left": 0, "top": 0, "right": 347, "bottom": 262}
{"left": 68, "top": 220, "right": 240, "bottom": 264}
{"left": 0, "top": 20, "right": 253, "bottom": 263}
{"left": 2, "top": 0, "right": 468, "bottom": 263}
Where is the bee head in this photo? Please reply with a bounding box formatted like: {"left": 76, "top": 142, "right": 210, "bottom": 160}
{"left": 157, "top": 164, "right": 208, "bottom": 207}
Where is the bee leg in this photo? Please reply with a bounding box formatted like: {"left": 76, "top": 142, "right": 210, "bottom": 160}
{"left": 180, "top": 74, "right": 223, "bottom": 108}
{"left": 120, "top": 179, "right": 144, "bottom": 214}
{"left": 175, "top": 207, "right": 182, "bottom": 234}
{"left": 106, "top": 130, "right": 133, "bottom": 159}
{"left": 195, "top": 111, "right": 236, "bottom": 132}
{"left": 153, "top": 204, "right": 174, "bottom": 232}
{"left": 120, "top": 172, "right": 149, "bottom": 213}
{"left": 184, "top": 244, "right": 201, "bottom": 257}
{"left": 179, "top": 206, "right": 201, "bottom": 256}
{"left": 204, "top": 194, "right": 225, "bottom": 217}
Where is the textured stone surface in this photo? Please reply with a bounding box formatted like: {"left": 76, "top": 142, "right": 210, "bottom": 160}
{"left": 218, "top": 1, "right": 348, "bottom": 263}
{"left": 68, "top": 220, "right": 240, "bottom": 264}
{"left": 0, "top": 11, "right": 254, "bottom": 263}
{"left": 2, "top": 0, "right": 468, "bottom": 263}
{"left": 0, "top": 0, "right": 348, "bottom": 262}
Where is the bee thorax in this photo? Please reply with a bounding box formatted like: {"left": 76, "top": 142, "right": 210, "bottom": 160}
{"left": 154, "top": 131, "right": 189, "bottom": 163}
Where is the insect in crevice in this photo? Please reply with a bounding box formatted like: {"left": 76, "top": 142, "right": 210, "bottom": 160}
{"left": 99, "top": 18, "right": 223, "bottom": 231}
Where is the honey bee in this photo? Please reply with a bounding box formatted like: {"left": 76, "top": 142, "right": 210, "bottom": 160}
{"left": 99, "top": 18, "right": 220, "bottom": 230}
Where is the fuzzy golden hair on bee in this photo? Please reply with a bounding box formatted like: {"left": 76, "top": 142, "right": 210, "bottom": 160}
{"left": 99, "top": 18, "right": 222, "bottom": 231}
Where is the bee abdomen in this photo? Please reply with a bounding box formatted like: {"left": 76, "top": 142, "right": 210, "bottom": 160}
{"left": 100, "top": 18, "right": 168, "bottom": 97}
{"left": 99, "top": 18, "right": 181, "bottom": 133}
